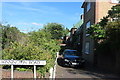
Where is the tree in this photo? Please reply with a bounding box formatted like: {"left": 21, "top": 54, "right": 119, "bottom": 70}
{"left": 2, "top": 24, "right": 61, "bottom": 77}
{"left": 99, "top": 16, "right": 109, "bottom": 27}
{"left": 44, "top": 23, "right": 65, "bottom": 39}
{"left": 0, "top": 24, "right": 2, "bottom": 48}
{"left": 88, "top": 4, "right": 120, "bottom": 40}
{"left": 105, "top": 21, "right": 120, "bottom": 49}
{"left": 108, "top": 4, "right": 120, "bottom": 21}
{"left": 2, "top": 25, "right": 23, "bottom": 49}
{"left": 64, "top": 28, "right": 69, "bottom": 36}
{"left": 87, "top": 4, "right": 120, "bottom": 55}
{"left": 87, "top": 24, "right": 105, "bottom": 40}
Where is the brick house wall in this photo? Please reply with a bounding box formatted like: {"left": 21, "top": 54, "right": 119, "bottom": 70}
{"left": 95, "top": 0, "right": 117, "bottom": 23}
{"left": 81, "top": 0, "right": 117, "bottom": 65}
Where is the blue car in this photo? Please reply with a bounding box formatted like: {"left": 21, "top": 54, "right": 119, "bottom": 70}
{"left": 62, "top": 49, "right": 85, "bottom": 68}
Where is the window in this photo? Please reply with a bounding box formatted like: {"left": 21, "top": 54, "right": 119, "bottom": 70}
{"left": 87, "top": 2, "right": 91, "bottom": 12}
{"left": 111, "top": 0, "right": 120, "bottom": 3}
{"left": 86, "top": 21, "right": 90, "bottom": 28}
{"left": 85, "top": 42, "right": 90, "bottom": 54}
{"left": 86, "top": 21, "right": 90, "bottom": 36}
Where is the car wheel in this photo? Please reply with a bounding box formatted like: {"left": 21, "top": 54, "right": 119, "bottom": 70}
{"left": 61, "top": 59, "right": 65, "bottom": 67}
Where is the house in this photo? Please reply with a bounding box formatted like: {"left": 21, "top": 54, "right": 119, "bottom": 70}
{"left": 66, "top": 15, "right": 83, "bottom": 53}
{"left": 72, "top": 18, "right": 83, "bottom": 53}
{"left": 65, "top": 26, "right": 77, "bottom": 49}
{"left": 81, "top": 0, "right": 118, "bottom": 66}
{"left": 63, "top": 33, "right": 70, "bottom": 44}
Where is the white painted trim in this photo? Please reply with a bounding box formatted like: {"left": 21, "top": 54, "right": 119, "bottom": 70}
{"left": 11, "top": 65, "right": 14, "bottom": 80}
{"left": 0, "top": 60, "right": 46, "bottom": 65}
{"left": 49, "top": 52, "right": 59, "bottom": 80}
{"left": 34, "top": 65, "right": 36, "bottom": 79}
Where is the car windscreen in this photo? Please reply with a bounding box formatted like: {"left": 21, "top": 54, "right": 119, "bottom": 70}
{"left": 64, "top": 51, "right": 78, "bottom": 56}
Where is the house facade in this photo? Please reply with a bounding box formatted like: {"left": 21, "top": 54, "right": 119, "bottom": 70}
{"left": 72, "top": 20, "right": 83, "bottom": 53}
{"left": 81, "top": 0, "right": 118, "bottom": 65}
{"left": 65, "top": 17, "right": 83, "bottom": 53}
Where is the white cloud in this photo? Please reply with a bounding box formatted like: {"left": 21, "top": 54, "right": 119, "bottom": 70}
{"left": 3, "top": 2, "right": 64, "bottom": 16}
{"left": 32, "top": 22, "right": 43, "bottom": 26}
{"left": 10, "top": 25, "right": 15, "bottom": 27}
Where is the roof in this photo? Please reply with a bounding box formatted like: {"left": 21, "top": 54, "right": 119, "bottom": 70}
{"left": 75, "top": 24, "right": 83, "bottom": 35}
{"left": 74, "top": 20, "right": 83, "bottom": 28}
{"left": 81, "top": 2, "right": 86, "bottom": 8}
{"left": 66, "top": 32, "right": 70, "bottom": 36}
{"left": 81, "top": 0, "right": 90, "bottom": 8}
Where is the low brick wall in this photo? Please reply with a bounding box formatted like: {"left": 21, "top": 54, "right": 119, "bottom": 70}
{"left": 2, "top": 69, "right": 49, "bottom": 78}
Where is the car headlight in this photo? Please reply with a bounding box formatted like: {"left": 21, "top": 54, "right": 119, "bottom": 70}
{"left": 64, "top": 59, "right": 69, "bottom": 62}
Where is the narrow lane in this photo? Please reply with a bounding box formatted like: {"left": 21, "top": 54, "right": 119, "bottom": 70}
{"left": 56, "top": 64, "right": 96, "bottom": 78}
{"left": 55, "top": 56, "right": 120, "bottom": 79}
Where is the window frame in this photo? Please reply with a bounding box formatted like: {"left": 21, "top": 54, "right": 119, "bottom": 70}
{"left": 86, "top": 21, "right": 91, "bottom": 36}
{"left": 86, "top": 2, "right": 91, "bottom": 12}
{"left": 86, "top": 21, "right": 90, "bottom": 29}
{"left": 85, "top": 42, "right": 90, "bottom": 54}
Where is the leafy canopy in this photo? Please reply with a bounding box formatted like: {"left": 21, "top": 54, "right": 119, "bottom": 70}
{"left": 1, "top": 22, "right": 63, "bottom": 77}
{"left": 44, "top": 23, "right": 66, "bottom": 39}
{"left": 87, "top": 4, "right": 120, "bottom": 40}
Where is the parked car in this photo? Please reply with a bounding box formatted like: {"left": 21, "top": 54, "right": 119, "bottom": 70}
{"left": 62, "top": 49, "right": 85, "bottom": 68}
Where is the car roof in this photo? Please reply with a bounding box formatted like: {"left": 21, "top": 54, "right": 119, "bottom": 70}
{"left": 64, "top": 49, "right": 77, "bottom": 52}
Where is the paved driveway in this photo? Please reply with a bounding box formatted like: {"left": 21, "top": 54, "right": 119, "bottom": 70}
{"left": 55, "top": 57, "right": 120, "bottom": 80}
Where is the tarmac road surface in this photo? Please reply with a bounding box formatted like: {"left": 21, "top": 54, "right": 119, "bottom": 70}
{"left": 55, "top": 57, "right": 120, "bottom": 80}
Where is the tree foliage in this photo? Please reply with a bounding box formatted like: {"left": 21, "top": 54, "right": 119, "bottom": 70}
{"left": 108, "top": 4, "right": 120, "bottom": 21}
{"left": 87, "top": 4, "right": 120, "bottom": 41}
{"left": 1, "top": 25, "right": 27, "bottom": 49}
{"left": 87, "top": 4, "right": 120, "bottom": 54}
{"left": 105, "top": 21, "right": 120, "bottom": 49}
{"left": 44, "top": 23, "right": 66, "bottom": 39}
{"left": 1, "top": 23, "right": 63, "bottom": 77}
{"left": 87, "top": 24, "right": 105, "bottom": 40}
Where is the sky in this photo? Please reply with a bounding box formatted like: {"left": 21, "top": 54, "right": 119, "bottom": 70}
{"left": 2, "top": 2, "right": 83, "bottom": 33}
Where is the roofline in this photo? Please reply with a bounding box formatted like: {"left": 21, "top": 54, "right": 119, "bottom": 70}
{"left": 70, "top": 27, "right": 77, "bottom": 32}
{"left": 82, "top": 0, "right": 96, "bottom": 8}
{"left": 81, "top": 2, "right": 86, "bottom": 8}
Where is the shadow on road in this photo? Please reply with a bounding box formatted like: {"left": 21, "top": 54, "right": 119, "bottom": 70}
{"left": 57, "top": 44, "right": 120, "bottom": 79}
{"left": 65, "top": 64, "right": 120, "bottom": 79}
{"left": 57, "top": 56, "right": 120, "bottom": 79}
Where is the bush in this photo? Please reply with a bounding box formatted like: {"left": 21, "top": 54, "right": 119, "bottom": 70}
{"left": 2, "top": 24, "right": 61, "bottom": 77}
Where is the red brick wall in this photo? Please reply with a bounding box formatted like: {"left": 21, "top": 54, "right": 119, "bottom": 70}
{"left": 2, "top": 69, "right": 49, "bottom": 78}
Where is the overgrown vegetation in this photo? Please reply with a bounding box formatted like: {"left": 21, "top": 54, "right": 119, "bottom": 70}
{"left": 1, "top": 22, "right": 67, "bottom": 77}
{"left": 87, "top": 4, "right": 120, "bottom": 54}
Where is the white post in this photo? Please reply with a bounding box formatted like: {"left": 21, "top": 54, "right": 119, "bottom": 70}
{"left": 0, "top": 66, "right": 2, "bottom": 80}
{"left": 34, "top": 65, "right": 36, "bottom": 80}
{"left": 49, "top": 67, "right": 53, "bottom": 79}
{"left": 53, "top": 52, "right": 59, "bottom": 79}
{"left": 11, "top": 64, "right": 14, "bottom": 80}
